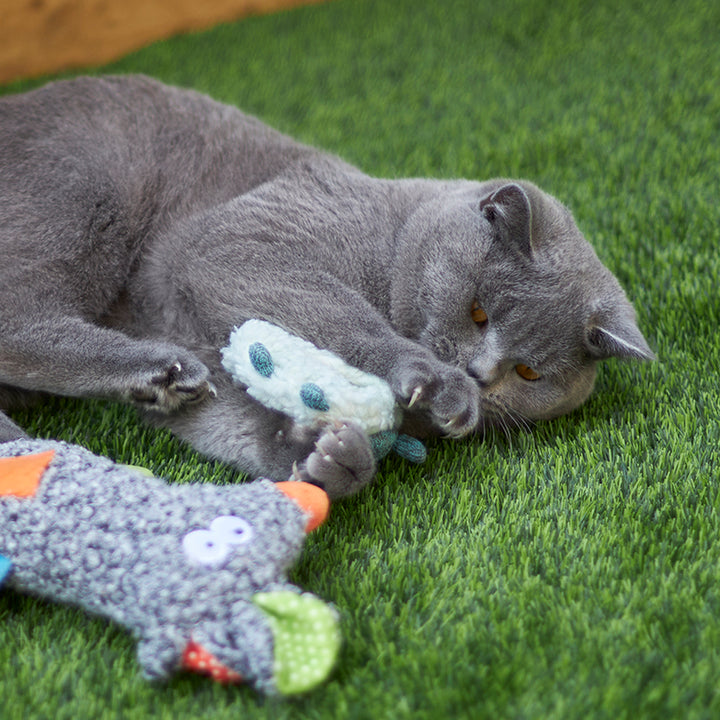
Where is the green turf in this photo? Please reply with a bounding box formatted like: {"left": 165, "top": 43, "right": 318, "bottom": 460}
{"left": 1, "top": 0, "right": 719, "bottom": 716}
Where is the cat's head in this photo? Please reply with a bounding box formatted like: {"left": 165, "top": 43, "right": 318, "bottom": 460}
{"left": 391, "top": 179, "right": 653, "bottom": 431}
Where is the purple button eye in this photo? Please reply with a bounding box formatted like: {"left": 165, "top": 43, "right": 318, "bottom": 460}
{"left": 182, "top": 529, "right": 230, "bottom": 566}
{"left": 210, "top": 516, "right": 254, "bottom": 546}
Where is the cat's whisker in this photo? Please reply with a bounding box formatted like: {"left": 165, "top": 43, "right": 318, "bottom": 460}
{"left": 508, "top": 407, "right": 533, "bottom": 434}
{"left": 504, "top": 406, "right": 534, "bottom": 436}
{"left": 479, "top": 402, "right": 514, "bottom": 447}
{"left": 480, "top": 397, "right": 534, "bottom": 449}
{"left": 498, "top": 416, "right": 513, "bottom": 450}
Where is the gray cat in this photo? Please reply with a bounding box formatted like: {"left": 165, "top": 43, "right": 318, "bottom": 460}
{"left": 0, "top": 75, "right": 653, "bottom": 498}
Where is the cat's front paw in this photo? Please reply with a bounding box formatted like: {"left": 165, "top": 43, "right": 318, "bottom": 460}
{"left": 296, "top": 421, "right": 376, "bottom": 500}
{"left": 392, "top": 359, "right": 480, "bottom": 438}
{"left": 130, "top": 352, "right": 215, "bottom": 413}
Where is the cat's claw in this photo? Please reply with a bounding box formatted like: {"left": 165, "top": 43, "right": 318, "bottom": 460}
{"left": 441, "top": 416, "right": 475, "bottom": 439}
{"left": 130, "top": 353, "right": 214, "bottom": 413}
{"left": 408, "top": 386, "right": 423, "bottom": 408}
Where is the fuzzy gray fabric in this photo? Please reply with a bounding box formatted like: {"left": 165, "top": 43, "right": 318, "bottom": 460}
{"left": 0, "top": 439, "right": 319, "bottom": 694}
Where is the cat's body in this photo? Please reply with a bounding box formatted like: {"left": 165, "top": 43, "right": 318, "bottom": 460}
{"left": 0, "top": 75, "right": 652, "bottom": 497}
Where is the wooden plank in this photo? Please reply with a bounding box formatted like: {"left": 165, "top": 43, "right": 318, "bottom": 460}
{"left": 0, "top": 0, "right": 325, "bottom": 84}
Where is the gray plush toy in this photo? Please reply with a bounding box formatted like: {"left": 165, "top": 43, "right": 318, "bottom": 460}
{"left": 0, "top": 439, "right": 339, "bottom": 695}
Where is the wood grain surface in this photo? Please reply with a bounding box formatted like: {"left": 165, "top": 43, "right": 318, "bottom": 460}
{"left": 0, "top": 0, "right": 324, "bottom": 83}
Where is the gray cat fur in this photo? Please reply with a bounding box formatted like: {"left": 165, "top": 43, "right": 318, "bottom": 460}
{"left": 0, "top": 438, "right": 311, "bottom": 693}
{"left": 0, "top": 75, "right": 653, "bottom": 498}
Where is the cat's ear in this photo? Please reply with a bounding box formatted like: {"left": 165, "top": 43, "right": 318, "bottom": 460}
{"left": 586, "top": 315, "right": 655, "bottom": 361}
{"left": 479, "top": 183, "right": 533, "bottom": 257}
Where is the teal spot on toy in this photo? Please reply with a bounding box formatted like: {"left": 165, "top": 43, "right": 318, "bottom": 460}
{"left": 299, "top": 383, "right": 330, "bottom": 412}
{"left": 393, "top": 434, "right": 427, "bottom": 464}
{"left": 370, "top": 431, "right": 427, "bottom": 463}
{"left": 0, "top": 554, "right": 11, "bottom": 585}
{"left": 370, "top": 431, "right": 397, "bottom": 460}
{"left": 249, "top": 342, "right": 274, "bottom": 378}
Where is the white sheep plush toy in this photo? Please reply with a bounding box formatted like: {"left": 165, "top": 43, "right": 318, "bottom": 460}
{"left": 221, "top": 320, "right": 426, "bottom": 464}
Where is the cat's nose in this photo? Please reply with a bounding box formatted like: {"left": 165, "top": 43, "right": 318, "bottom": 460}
{"left": 467, "top": 367, "right": 490, "bottom": 388}
{"left": 467, "top": 357, "right": 500, "bottom": 388}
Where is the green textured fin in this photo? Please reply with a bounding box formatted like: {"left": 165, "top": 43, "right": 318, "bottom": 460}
{"left": 252, "top": 591, "right": 341, "bottom": 694}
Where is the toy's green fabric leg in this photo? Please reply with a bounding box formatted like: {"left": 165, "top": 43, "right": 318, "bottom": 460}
{"left": 253, "top": 591, "right": 341, "bottom": 695}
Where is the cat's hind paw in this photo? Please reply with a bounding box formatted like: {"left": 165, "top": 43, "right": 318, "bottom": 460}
{"left": 296, "top": 421, "right": 376, "bottom": 500}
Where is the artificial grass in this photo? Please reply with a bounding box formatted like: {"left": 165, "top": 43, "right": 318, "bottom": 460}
{"left": 1, "top": 0, "right": 719, "bottom": 717}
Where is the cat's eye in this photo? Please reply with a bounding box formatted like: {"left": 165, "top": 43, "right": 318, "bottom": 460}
{"left": 471, "top": 301, "right": 488, "bottom": 326}
{"left": 515, "top": 364, "right": 540, "bottom": 381}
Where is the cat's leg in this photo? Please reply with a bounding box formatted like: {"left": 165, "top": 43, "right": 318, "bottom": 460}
{"left": 149, "top": 371, "right": 376, "bottom": 499}
{"left": 0, "top": 314, "right": 214, "bottom": 413}
{"left": 0, "top": 410, "right": 29, "bottom": 442}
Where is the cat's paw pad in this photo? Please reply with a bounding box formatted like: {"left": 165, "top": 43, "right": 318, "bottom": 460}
{"left": 131, "top": 355, "right": 214, "bottom": 412}
{"left": 393, "top": 359, "right": 480, "bottom": 438}
{"left": 297, "top": 421, "right": 376, "bottom": 499}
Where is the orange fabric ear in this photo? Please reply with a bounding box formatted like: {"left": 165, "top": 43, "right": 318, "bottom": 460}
{"left": 274, "top": 481, "right": 330, "bottom": 533}
{"left": 0, "top": 450, "right": 56, "bottom": 498}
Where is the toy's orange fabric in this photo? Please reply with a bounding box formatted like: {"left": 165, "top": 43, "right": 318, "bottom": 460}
{"left": 275, "top": 482, "right": 330, "bottom": 533}
{"left": 0, "top": 450, "right": 55, "bottom": 498}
